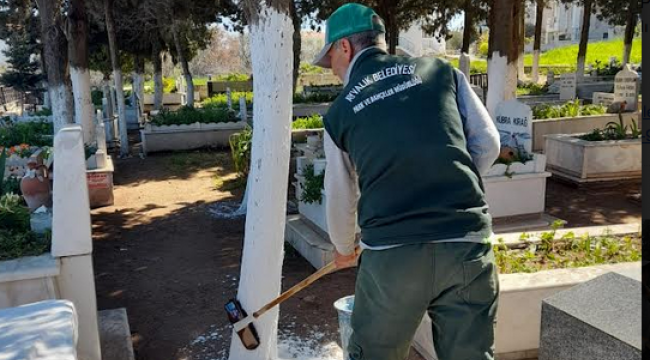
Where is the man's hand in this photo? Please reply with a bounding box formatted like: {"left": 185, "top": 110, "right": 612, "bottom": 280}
{"left": 334, "top": 246, "right": 361, "bottom": 270}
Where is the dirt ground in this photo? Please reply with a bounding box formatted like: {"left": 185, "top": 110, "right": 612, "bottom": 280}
{"left": 92, "top": 149, "right": 641, "bottom": 360}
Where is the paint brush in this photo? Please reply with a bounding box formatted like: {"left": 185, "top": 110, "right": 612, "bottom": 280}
{"left": 227, "top": 261, "right": 337, "bottom": 349}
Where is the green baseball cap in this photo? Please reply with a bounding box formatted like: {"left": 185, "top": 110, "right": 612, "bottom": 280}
{"left": 313, "top": 3, "right": 386, "bottom": 68}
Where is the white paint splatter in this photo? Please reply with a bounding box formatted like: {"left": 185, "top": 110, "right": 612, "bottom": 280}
{"left": 209, "top": 201, "right": 246, "bottom": 219}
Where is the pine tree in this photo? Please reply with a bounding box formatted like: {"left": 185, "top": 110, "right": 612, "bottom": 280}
{"left": 0, "top": 30, "right": 42, "bottom": 92}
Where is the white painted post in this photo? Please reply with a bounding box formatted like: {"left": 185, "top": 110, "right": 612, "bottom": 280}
{"left": 52, "top": 125, "right": 102, "bottom": 360}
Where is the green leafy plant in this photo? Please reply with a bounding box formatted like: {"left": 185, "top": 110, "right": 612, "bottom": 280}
{"left": 293, "top": 92, "right": 339, "bottom": 104}
{"left": 150, "top": 107, "right": 239, "bottom": 126}
{"left": 0, "top": 193, "right": 30, "bottom": 232}
{"left": 0, "top": 228, "right": 51, "bottom": 261}
{"left": 0, "top": 120, "right": 54, "bottom": 148}
{"left": 202, "top": 92, "right": 253, "bottom": 111}
{"left": 214, "top": 73, "right": 251, "bottom": 82}
{"left": 292, "top": 115, "right": 324, "bottom": 130}
{"left": 493, "top": 227, "right": 641, "bottom": 274}
{"left": 229, "top": 126, "right": 253, "bottom": 179}
{"left": 533, "top": 100, "right": 607, "bottom": 119}
{"left": 517, "top": 83, "right": 549, "bottom": 96}
{"left": 32, "top": 107, "right": 52, "bottom": 117}
{"left": 300, "top": 164, "right": 325, "bottom": 204}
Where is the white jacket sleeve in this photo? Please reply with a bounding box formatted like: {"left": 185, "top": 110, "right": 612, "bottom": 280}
{"left": 323, "top": 131, "right": 359, "bottom": 256}
{"left": 455, "top": 70, "right": 501, "bottom": 175}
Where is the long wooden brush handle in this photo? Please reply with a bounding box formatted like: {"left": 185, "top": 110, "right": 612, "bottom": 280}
{"left": 253, "top": 261, "right": 337, "bottom": 318}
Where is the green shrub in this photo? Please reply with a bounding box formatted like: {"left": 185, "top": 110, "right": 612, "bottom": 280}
{"left": 292, "top": 115, "right": 324, "bottom": 129}
{"left": 32, "top": 107, "right": 52, "bottom": 116}
{"left": 533, "top": 100, "right": 607, "bottom": 120}
{"left": 0, "top": 193, "right": 29, "bottom": 232}
{"left": 150, "top": 107, "right": 239, "bottom": 126}
{"left": 293, "top": 92, "right": 339, "bottom": 103}
{"left": 203, "top": 92, "right": 253, "bottom": 111}
{"left": 0, "top": 228, "right": 51, "bottom": 261}
{"left": 0, "top": 120, "right": 53, "bottom": 147}
{"left": 300, "top": 63, "right": 326, "bottom": 75}
{"left": 517, "top": 83, "right": 549, "bottom": 96}
{"left": 214, "top": 73, "right": 250, "bottom": 82}
{"left": 91, "top": 90, "right": 104, "bottom": 107}
{"left": 300, "top": 164, "right": 324, "bottom": 204}
{"left": 229, "top": 126, "right": 253, "bottom": 178}
{"left": 144, "top": 77, "right": 177, "bottom": 94}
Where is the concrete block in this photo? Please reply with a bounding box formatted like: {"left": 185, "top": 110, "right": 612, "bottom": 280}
{"left": 285, "top": 215, "right": 335, "bottom": 269}
{"left": 539, "top": 272, "right": 641, "bottom": 360}
{"left": 99, "top": 308, "right": 135, "bottom": 360}
{"left": 545, "top": 134, "right": 642, "bottom": 183}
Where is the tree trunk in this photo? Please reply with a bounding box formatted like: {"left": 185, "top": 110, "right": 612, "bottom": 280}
{"left": 622, "top": 0, "right": 638, "bottom": 66}
{"left": 517, "top": 2, "right": 525, "bottom": 81}
{"left": 460, "top": 3, "right": 473, "bottom": 77}
{"left": 104, "top": 0, "right": 129, "bottom": 156}
{"left": 487, "top": 0, "right": 495, "bottom": 61}
{"left": 227, "top": 0, "right": 293, "bottom": 359}
{"left": 576, "top": 0, "right": 592, "bottom": 80}
{"left": 532, "top": 0, "right": 544, "bottom": 83}
{"left": 486, "top": 0, "right": 515, "bottom": 116}
{"left": 290, "top": 0, "right": 302, "bottom": 94}
{"left": 152, "top": 43, "right": 163, "bottom": 110}
{"left": 35, "top": 0, "right": 73, "bottom": 134}
{"left": 171, "top": 20, "right": 194, "bottom": 107}
{"left": 134, "top": 55, "right": 145, "bottom": 122}
{"left": 66, "top": 0, "right": 95, "bottom": 145}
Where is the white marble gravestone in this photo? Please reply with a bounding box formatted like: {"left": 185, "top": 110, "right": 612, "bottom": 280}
{"left": 494, "top": 99, "right": 533, "bottom": 155}
{"left": 614, "top": 65, "right": 639, "bottom": 111}
{"left": 559, "top": 73, "right": 577, "bottom": 100}
{"left": 592, "top": 92, "right": 616, "bottom": 106}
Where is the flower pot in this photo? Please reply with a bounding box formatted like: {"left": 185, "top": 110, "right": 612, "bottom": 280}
{"left": 21, "top": 169, "right": 51, "bottom": 212}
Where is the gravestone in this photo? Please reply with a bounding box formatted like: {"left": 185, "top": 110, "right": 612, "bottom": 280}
{"left": 592, "top": 92, "right": 616, "bottom": 106}
{"left": 614, "top": 65, "right": 639, "bottom": 111}
{"left": 494, "top": 99, "right": 533, "bottom": 155}
{"left": 539, "top": 272, "right": 641, "bottom": 360}
{"left": 547, "top": 70, "right": 555, "bottom": 85}
{"left": 226, "top": 87, "right": 233, "bottom": 110}
{"left": 559, "top": 73, "right": 577, "bottom": 100}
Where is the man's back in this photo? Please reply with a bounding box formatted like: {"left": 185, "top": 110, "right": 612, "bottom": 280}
{"left": 324, "top": 48, "right": 492, "bottom": 248}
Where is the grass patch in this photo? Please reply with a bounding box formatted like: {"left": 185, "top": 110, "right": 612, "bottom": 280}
{"left": 523, "top": 38, "right": 642, "bottom": 69}
{"left": 448, "top": 58, "right": 488, "bottom": 74}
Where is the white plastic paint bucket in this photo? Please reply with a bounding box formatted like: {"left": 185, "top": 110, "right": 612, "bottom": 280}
{"left": 334, "top": 295, "right": 355, "bottom": 359}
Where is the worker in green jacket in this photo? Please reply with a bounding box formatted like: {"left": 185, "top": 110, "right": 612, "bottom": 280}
{"left": 313, "top": 3, "right": 501, "bottom": 360}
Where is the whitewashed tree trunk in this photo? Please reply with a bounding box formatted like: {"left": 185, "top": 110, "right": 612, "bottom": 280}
{"left": 459, "top": 53, "right": 471, "bottom": 78}
{"left": 227, "top": 4, "right": 293, "bottom": 360}
{"left": 171, "top": 20, "right": 195, "bottom": 107}
{"left": 66, "top": 0, "right": 94, "bottom": 145}
{"left": 532, "top": 50, "right": 541, "bottom": 84}
{"left": 622, "top": 43, "right": 632, "bottom": 66}
{"left": 70, "top": 68, "right": 95, "bottom": 144}
{"left": 104, "top": 0, "right": 129, "bottom": 156}
{"left": 153, "top": 49, "right": 164, "bottom": 110}
{"left": 35, "top": 0, "right": 73, "bottom": 134}
{"left": 487, "top": 0, "right": 516, "bottom": 117}
{"left": 50, "top": 84, "right": 74, "bottom": 133}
